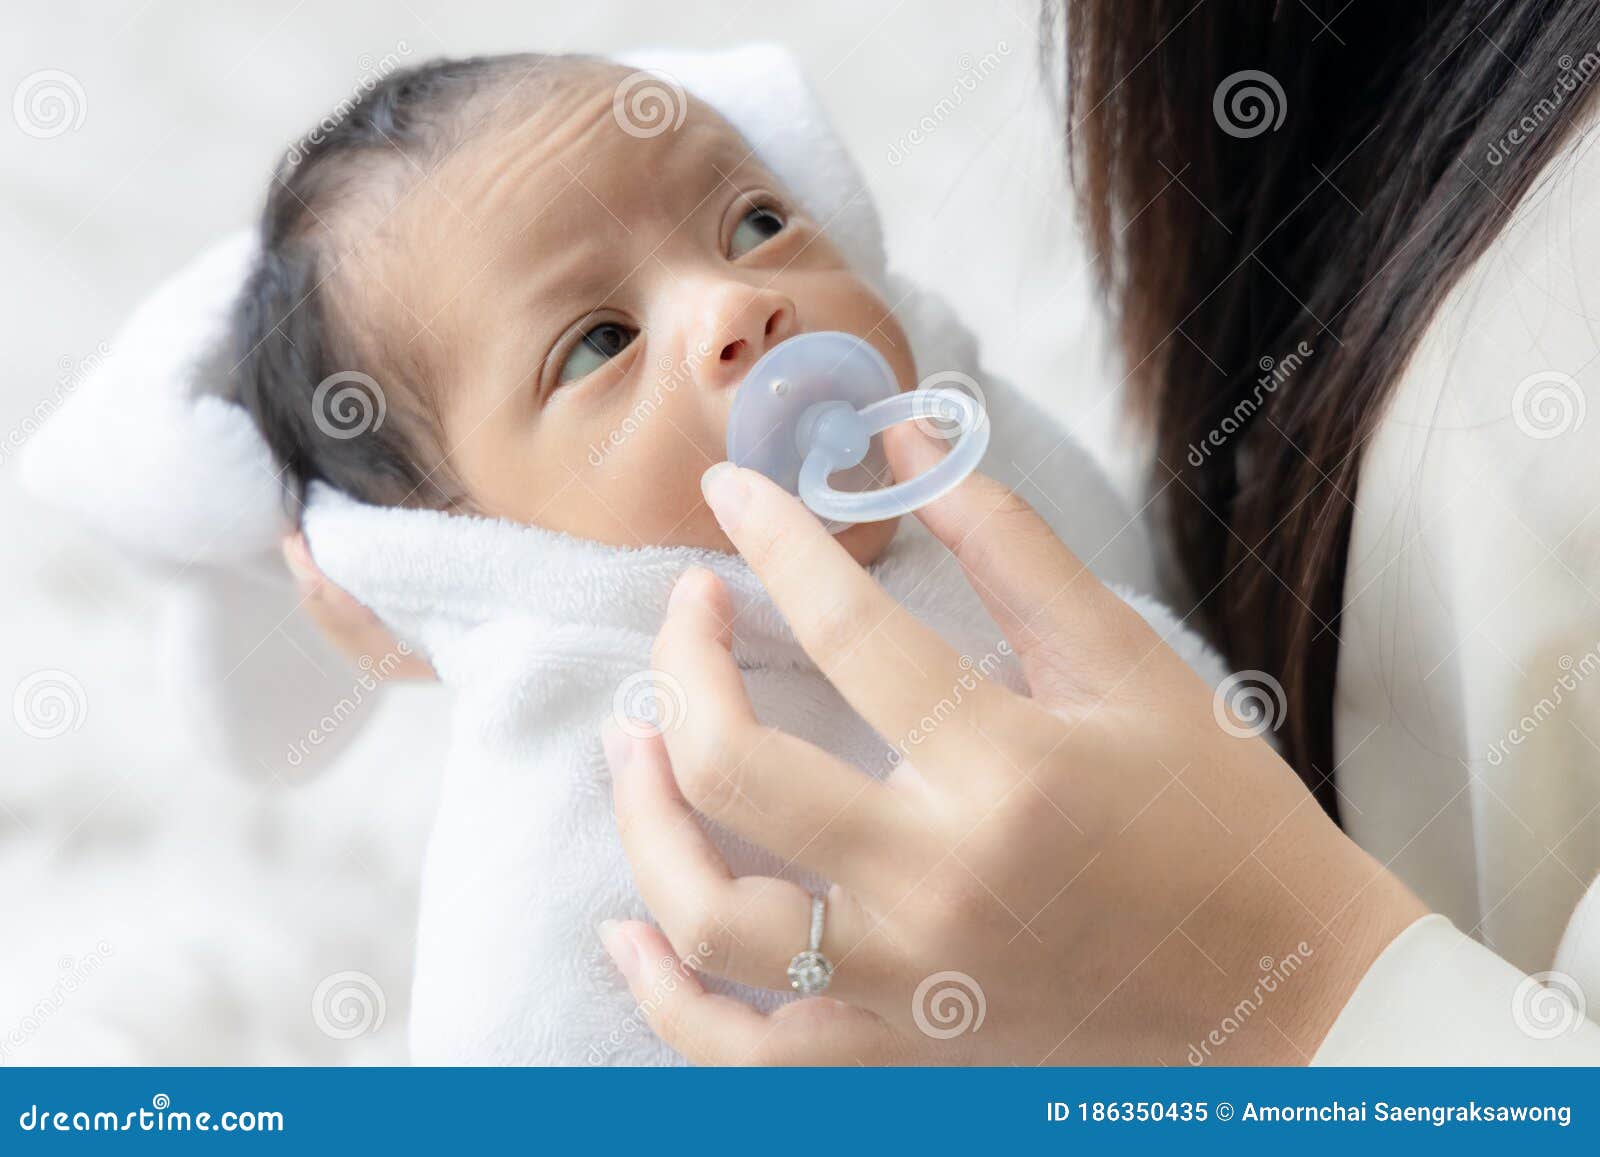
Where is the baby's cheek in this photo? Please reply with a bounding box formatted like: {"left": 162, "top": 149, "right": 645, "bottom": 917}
{"left": 805, "top": 272, "right": 918, "bottom": 389}
{"left": 603, "top": 434, "right": 730, "bottom": 550}
{"left": 635, "top": 474, "right": 730, "bottom": 549}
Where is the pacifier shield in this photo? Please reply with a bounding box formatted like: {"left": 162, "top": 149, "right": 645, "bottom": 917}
{"left": 725, "top": 331, "right": 898, "bottom": 498}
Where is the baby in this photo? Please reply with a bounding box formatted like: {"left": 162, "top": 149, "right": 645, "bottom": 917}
{"left": 234, "top": 52, "right": 905, "bottom": 567}
{"left": 228, "top": 50, "right": 1225, "bottom": 1064}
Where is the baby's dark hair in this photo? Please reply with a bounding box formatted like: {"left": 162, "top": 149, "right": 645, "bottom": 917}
{"left": 229, "top": 52, "right": 602, "bottom": 512}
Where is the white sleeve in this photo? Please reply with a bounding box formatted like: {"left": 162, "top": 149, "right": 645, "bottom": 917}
{"left": 1313, "top": 915, "right": 1600, "bottom": 1065}
{"left": 1335, "top": 127, "right": 1600, "bottom": 977}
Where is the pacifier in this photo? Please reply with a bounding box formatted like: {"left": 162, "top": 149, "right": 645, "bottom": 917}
{"left": 725, "top": 331, "right": 990, "bottom": 525}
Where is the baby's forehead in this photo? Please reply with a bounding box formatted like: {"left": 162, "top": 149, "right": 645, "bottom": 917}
{"left": 356, "top": 78, "right": 774, "bottom": 309}
{"left": 326, "top": 66, "right": 777, "bottom": 371}
{"left": 440, "top": 72, "right": 766, "bottom": 232}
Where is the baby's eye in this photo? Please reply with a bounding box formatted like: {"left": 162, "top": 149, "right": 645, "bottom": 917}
{"left": 558, "top": 321, "right": 638, "bottom": 383}
{"left": 729, "top": 206, "right": 786, "bottom": 258}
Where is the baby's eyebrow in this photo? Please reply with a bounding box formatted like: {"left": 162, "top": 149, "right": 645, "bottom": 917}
{"left": 714, "top": 127, "right": 783, "bottom": 178}
{"left": 525, "top": 262, "right": 627, "bottom": 313}
{"left": 507, "top": 231, "right": 625, "bottom": 309}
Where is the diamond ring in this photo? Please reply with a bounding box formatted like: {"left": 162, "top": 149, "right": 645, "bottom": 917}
{"left": 787, "top": 894, "right": 834, "bottom": 996}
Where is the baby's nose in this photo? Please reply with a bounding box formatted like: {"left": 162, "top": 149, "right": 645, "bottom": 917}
{"left": 692, "top": 285, "right": 797, "bottom": 390}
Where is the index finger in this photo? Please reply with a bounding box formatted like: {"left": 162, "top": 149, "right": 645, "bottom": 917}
{"left": 699, "top": 462, "right": 1030, "bottom": 774}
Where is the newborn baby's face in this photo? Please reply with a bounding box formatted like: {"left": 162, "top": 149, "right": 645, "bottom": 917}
{"left": 366, "top": 71, "right": 914, "bottom": 563}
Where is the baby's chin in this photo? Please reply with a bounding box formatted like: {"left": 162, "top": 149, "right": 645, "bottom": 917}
{"left": 833, "top": 516, "right": 901, "bottom": 566}
{"left": 693, "top": 510, "right": 900, "bottom": 566}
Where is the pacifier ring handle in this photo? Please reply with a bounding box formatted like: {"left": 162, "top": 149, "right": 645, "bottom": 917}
{"left": 797, "top": 388, "right": 990, "bottom": 524}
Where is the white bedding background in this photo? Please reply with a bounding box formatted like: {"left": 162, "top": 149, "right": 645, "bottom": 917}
{"left": 0, "top": 0, "right": 1123, "bottom": 1063}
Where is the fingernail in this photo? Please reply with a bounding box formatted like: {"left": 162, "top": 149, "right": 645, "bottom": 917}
{"left": 281, "top": 536, "right": 316, "bottom": 586}
{"left": 600, "top": 718, "right": 632, "bottom": 774}
{"left": 667, "top": 567, "right": 701, "bottom": 612}
{"left": 700, "top": 462, "right": 748, "bottom": 530}
{"left": 598, "top": 919, "right": 641, "bottom": 982}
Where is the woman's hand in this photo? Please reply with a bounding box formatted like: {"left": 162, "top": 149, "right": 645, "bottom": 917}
{"left": 599, "top": 444, "right": 1426, "bottom": 1065}
{"left": 282, "top": 533, "right": 437, "bottom": 680}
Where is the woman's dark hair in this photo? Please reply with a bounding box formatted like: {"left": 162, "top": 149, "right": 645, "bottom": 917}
{"left": 1049, "top": 0, "right": 1600, "bottom": 816}
{"left": 230, "top": 53, "right": 593, "bottom": 511}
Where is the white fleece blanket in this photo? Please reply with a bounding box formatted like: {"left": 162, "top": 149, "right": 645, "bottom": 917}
{"left": 302, "top": 352, "right": 1226, "bottom": 1063}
